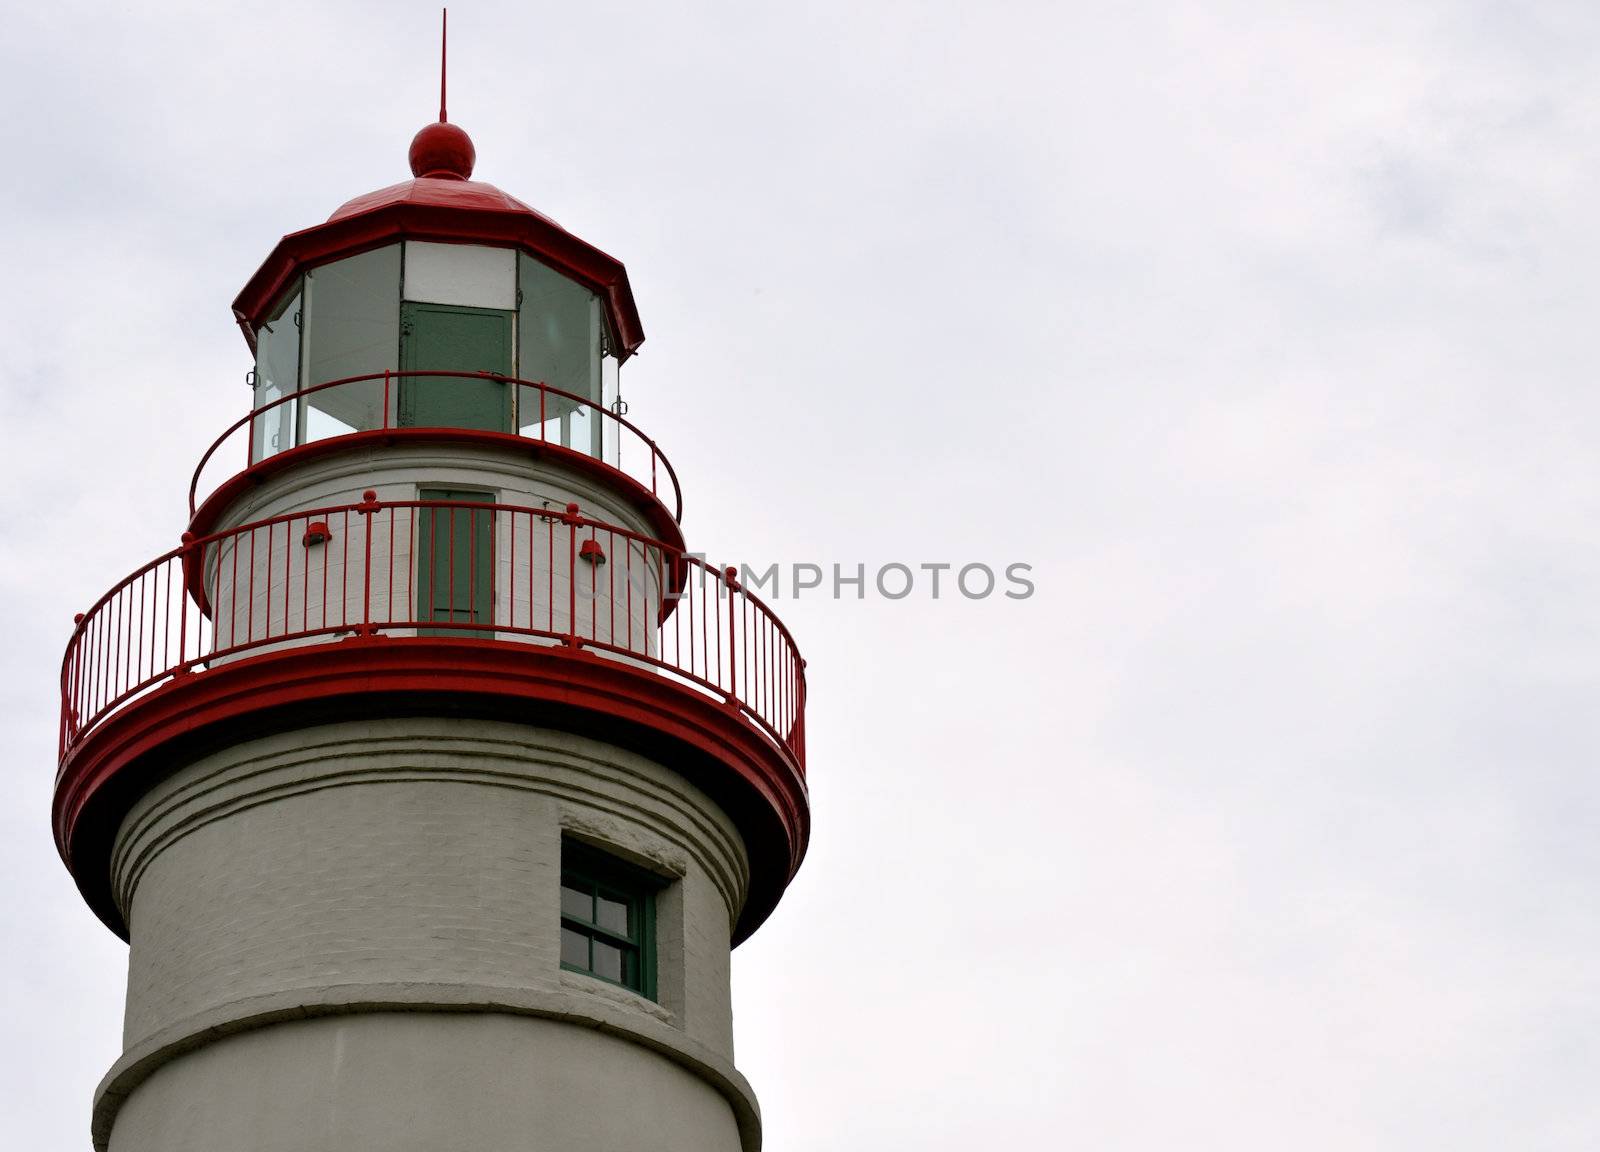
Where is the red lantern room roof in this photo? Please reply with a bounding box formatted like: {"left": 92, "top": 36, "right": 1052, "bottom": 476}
{"left": 232, "top": 120, "right": 645, "bottom": 361}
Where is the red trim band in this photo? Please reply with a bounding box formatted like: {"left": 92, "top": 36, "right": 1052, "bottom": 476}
{"left": 53, "top": 638, "right": 809, "bottom": 946}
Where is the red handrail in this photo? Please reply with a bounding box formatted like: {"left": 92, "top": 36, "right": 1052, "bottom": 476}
{"left": 60, "top": 498, "right": 805, "bottom": 777}
{"left": 189, "top": 371, "right": 684, "bottom": 523}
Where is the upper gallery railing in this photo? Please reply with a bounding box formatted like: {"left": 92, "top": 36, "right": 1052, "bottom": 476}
{"left": 189, "top": 371, "right": 683, "bottom": 522}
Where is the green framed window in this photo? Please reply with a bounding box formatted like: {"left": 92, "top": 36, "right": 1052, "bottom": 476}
{"left": 559, "top": 841, "right": 658, "bottom": 999}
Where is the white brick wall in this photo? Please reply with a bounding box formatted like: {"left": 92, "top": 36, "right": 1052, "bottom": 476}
{"left": 113, "top": 719, "right": 747, "bottom": 1056}
{"left": 106, "top": 1013, "right": 749, "bottom": 1152}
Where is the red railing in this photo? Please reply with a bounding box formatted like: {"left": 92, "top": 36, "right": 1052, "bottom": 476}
{"left": 189, "top": 371, "right": 684, "bottom": 522}
{"left": 60, "top": 498, "right": 804, "bottom": 773}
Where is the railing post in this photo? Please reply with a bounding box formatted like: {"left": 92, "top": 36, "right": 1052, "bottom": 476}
{"left": 724, "top": 566, "right": 739, "bottom": 705}
{"left": 383, "top": 369, "right": 391, "bottom": 431}
{"left": 564, "top": 502, "right": 580, "bottom": 647}
{"left": 61, "top": 612, "right": 85, "bottom": 757}
{"left": 174, "top": 532, "right": 196, "bottom": 675}
{"left": 793, "top": 657, "right": 807, "bottom": 767}
{"left": 355, "top": 490, "right": 380, "bottom": 635}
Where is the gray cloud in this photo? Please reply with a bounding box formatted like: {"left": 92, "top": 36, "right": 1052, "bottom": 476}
{"left": 4, "top": 1, "right": 1599, "bottom": 1148}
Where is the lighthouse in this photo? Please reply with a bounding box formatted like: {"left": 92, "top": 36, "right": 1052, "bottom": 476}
{"left": 51, "top": 82, "right": 810, "bottom": 1152}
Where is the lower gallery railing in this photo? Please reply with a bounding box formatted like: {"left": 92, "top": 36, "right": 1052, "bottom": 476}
{"left": 59, "top": 498, "right": 805, "bottom": 773}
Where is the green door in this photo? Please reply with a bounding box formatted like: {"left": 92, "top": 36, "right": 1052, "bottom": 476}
{"left": 417, "top": 488, "right": 494, "bottom": 633}
{"left": 399, "top": 303, "right": 514, "bottom": 432}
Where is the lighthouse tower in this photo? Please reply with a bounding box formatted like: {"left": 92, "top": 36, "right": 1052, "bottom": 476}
{"left": 52, "top": 97, "right": 809, "bottom": 1152}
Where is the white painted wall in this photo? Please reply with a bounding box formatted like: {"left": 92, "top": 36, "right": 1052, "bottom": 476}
{"left": 201, "top": 441, "right": 669, "bottom": 662}
{"left": 402, "top": 241, "right": 517, "bottom": 310}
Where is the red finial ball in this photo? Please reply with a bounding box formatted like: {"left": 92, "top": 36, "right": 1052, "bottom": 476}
{"left": 409, "top": 121, "right": 476, "bottom": 180}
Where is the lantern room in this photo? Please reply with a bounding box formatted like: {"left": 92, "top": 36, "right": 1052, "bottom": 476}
{"left": 250, "top": 240, "right": 622, "bottom": 460}
{"left": 232, "top": 118, "right": 645, "bottom": 486}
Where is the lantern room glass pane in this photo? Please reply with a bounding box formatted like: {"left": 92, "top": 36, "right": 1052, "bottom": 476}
{"left": 517, "top": 253, "right": 603, "bottom": 456}
{"left": 600, "top": 353, "right": 620, "bottom": 469}
{"left": 303, "top": 245, "right": 400, "bottom": 444}
{"left": 252, "top": 286, "right": 301, "bottom": 463}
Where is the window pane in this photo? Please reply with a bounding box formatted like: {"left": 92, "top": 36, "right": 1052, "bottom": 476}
{"left": 596, "top": 894, "right": 629, "bottom": 937}
{"left": 568, "top": 402, "right": 596, "bottom": 457}
{"left": 303, "top": 246, "right": 400, "bottom": 441}
{"left": 561, "top": 884, "right": 592, "bottom": 922}
{"left": 517, "top": 253, "right": 600, "bottom": 447}
{"left": 561, "top": 928, "right": 590, "bottom": 970}
{"left": 592, "top": 940, "right": 623, "bottom": 983}
{"left": 600, "top": 354, "right": 620, "bottom": 468}
{"left": 253, "top": 287, "right": 301, "bottom": 462}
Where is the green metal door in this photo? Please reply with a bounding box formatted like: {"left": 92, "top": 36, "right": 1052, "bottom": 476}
{"left": 417, "top": 488, "right": 494, "bottom": 633}
{"left": 399, "top": 303, "right": 514, "bottom": 432}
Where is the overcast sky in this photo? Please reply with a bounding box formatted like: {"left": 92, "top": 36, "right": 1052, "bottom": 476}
{"left": 5, "top": 1, "right": 1600, "bottom": 1148}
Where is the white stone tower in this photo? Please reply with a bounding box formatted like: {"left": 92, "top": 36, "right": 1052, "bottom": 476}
{"left": 53, "top": 98, "right": 809, "bottom": 1152}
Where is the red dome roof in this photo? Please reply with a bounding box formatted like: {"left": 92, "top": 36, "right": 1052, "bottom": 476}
{"left": 328, "top": 175, "right": 561, "bottom": 229}
{"left": 233, "top": 123, "right": 643, "bottom": 360}
{"left": 326, "top": 120, "right": 562, "bottom": 227}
